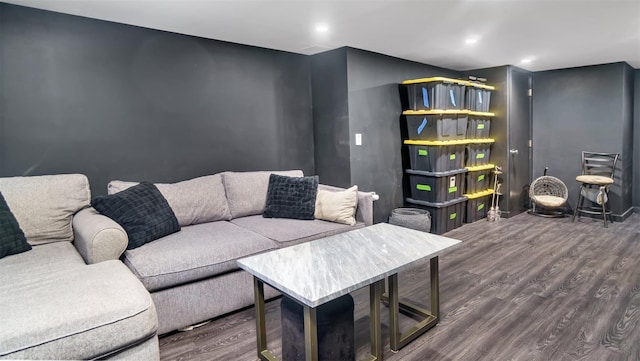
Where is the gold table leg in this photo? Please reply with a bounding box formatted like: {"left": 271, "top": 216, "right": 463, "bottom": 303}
{"left": 365, "top": 279, "right": 384, "bottom": 361}
{"left": 303, "top": 306, "right": 319, "bottom": 361}
{"left": 254, "top": 277, "right": 279, "bottom": 361}
{"left": 387, "top": 256, "right": 440, "bottom": 352}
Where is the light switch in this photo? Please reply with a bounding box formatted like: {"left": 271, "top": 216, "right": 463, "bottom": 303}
{"left": 355, "top": 133, "right": 362, "bottom": 145}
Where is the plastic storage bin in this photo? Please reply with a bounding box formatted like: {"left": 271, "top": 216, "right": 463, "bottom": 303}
{"left": 402, "top": 77, "right": 466, "bottom": 111}
{"left": 464, "top": 164, "right": 494, "bottom": 194}
{"left": 404, "top": 113, "right": 468, "bottom": 141}
{"left": 405, "top": 140, "right": 466, "bottom": 172}
{"left": 406, "top": 168, "right": 466, "bottom": 203}
{"left": 465, "top": 86, "right": 492, "bottom": 112}
{"left": 466, "top": 116, "right": 491, "bottom": 139}
{"left": 465, "top": 141, "right": 494, "bottom": 167}
{"left": 405, "top": 197, "right": 467, "bottom": 234}
{"left": 464, "top": 189, "right": 494, "bottom": 223}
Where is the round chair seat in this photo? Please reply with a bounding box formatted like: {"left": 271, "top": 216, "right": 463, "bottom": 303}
{"left": 575, "top": 175, "right": 614, "bottom": 185}
{"left": 531, "top": 195, "right": 566, "bottom": 208}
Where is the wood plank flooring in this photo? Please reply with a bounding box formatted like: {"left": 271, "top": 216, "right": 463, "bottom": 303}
{"left": 159, "top": 212, "right": 640, "bottom": 361}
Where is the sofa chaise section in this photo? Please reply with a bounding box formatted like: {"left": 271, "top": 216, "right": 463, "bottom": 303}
{"left": 0, "top": 174, "right": 159, "bottom": 360}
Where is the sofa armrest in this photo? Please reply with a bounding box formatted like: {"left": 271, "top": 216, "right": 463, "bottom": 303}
{"left": 318, "top": 184, "right": 377, "bottom": 226}
{"left": 355, "top": 190, "right": 376, "bottom": 226}
{"left": 72, "top": 207, "right": 128, "bottom": 264}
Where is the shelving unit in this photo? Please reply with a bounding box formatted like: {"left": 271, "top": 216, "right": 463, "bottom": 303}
{"left": 400, "top": 77, "right": 497, "bottom": 233}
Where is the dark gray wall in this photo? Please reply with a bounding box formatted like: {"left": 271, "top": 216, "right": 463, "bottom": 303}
{"left": 622, "top": 64, "right": 635, "bottom": 213}
{"left": 532, "top": 62, "right": 634, "bottom": 219}
{"left": 462, "top": 66, "right": 510, "bottom": 210}
{"left": 0, "top": 3, "right": 314, "bottom": 197}
{"left": 344, "top": 48, "right": 459, "bottom": 223}
{"left": 310, "top": 48, "right": 350, "bottom": 187}
{"left": 635, "top": 69, "right": 640, "bottom": 208}
{"left": 462, "top": 66, "right": 532, "bottom": 218}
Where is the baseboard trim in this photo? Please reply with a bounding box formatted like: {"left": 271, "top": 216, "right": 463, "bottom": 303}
{"left": 612, "top": 207, "right": 635, "bottom": 222}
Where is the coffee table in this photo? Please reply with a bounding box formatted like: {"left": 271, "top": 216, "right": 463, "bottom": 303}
{"left": 237, "top": 222, "right": 461, "bottom": 361}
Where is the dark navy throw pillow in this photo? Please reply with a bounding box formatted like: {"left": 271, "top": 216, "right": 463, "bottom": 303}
{"left": 263, "top": 174, "right": 319, "bottom": 220}
{"left": 92, "top": 182, "right": 180, "bottom": 250}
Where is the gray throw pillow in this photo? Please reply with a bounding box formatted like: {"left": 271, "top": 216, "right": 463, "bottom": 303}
{"left": 108, "top": 174, "right": 231, "bottom": 226}
{"left": 263, "top": 174, "right": 319, "bottom": 220}
{"left": 223, "top": 170, "right": 304, "bottom": 218}
{"left": 92, "top": 182, "right": 180, "bottom": 250}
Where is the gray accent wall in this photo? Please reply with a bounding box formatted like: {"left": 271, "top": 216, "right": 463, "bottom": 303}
{"left": 635, "top": 69, "right": 640, "bottom": 208}
{"left": 532, "top": 62, "right": 634, "bottom": 219}
{"left": 463, "top": 66, "right": 532, "bottom": 218}
{"left": 338, "top": 48, "right": 458, "bottom": 223}
{"left": 311, "top": 48, "right": 351, "bottom": 187}
{"left": 0, "top": 3, "right": 314, "bottom": 197}
{"left": 2, "top": 3, "right": 639, "bottom": 224}
{"left": 311, "top": 47, "right": 459, "bottom": 223}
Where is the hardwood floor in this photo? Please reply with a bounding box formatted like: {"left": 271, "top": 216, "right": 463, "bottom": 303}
{"left": 159, "top": 212, "right": 640, "bottom": 361}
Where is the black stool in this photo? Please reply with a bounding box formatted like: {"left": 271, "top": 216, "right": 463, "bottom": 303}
{"left": 280, "top": 294, "right": 355, "bottom": 361}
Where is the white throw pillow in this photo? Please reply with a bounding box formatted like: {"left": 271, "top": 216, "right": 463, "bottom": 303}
{"left": 314, "top": 186, "right": 358, "bottom": 226}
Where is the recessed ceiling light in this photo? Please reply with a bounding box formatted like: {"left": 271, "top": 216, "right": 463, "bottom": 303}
{"left": 521, "top": 57, "right": 535, "bottom": 64}
{"left": 315, "top": 24, "right": 329, "bottom": 33}
{"left": 465, "top": 37, "right": 479, "bottom": 45}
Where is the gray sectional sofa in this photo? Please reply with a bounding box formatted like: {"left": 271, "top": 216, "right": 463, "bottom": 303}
{"left": 0, "top": 170, "right": 374, "bottom": 360}
{"left": 0, "top": 174, "right": 159, "bottom": 360}
{"left": 107, "top": 170, "right": 375, "bottom": 335}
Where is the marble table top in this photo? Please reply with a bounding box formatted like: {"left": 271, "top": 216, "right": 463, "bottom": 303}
{"left": 237, "top": 223, "right": 462, "bottom": 308}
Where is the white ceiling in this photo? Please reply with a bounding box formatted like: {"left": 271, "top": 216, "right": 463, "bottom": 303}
{"left": 4, "top": 0, "right": 640, "bottom": 71}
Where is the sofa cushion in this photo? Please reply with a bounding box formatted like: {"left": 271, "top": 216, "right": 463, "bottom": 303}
{"left": 314, "top": 185, "right": 359, "bottom": 226}
{"left": 0, "top": 243, "right": 157, "bottom": 360}
{"left": 0, "top": 192, "right": 31, "bottom": 259}
{"left": 222, "top": 170, "right": 304, "bottom": 219}
{"left": 0, "top": 242, "right": 86, "bottom": 275}
{"left": 92, "top": 182, "right": 181, "bottom": 250}
{"left": 122, "top": 221, "right": 278, "bottom": 292}
{"left": 0, "top": 174, "right": 90, "bottom": 245}
{"left": 263, "top": 174, "right": 319, "bottom": 220}
{"left": 230, "top": 215, "right": 365, "bottom": 248}
{"left": 108, "top": 173, "right": 231, "bottom": 226}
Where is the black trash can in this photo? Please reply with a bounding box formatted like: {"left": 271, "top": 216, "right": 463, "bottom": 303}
{"left": 388, "top": 207, "right": 431, "bottom": 232}
{"left": 280, "top": 294, "right": 355, "bottom": 361}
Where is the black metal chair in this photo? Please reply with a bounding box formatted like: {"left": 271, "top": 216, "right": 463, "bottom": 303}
{"left": 572, "top": 151, "right": 619, "bottom": 227}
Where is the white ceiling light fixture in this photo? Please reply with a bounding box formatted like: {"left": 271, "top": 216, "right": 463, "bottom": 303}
{"left": 465, "top": 37, "right": 479, "bottom": 45}
{"left": 520, "top": 57, "right": 535, "bottom": 64}
{"left": 315, "top": 23, "right": 329, "bottom": 33}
